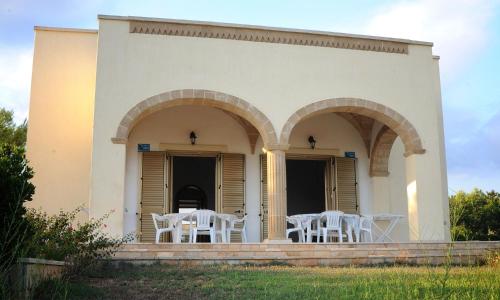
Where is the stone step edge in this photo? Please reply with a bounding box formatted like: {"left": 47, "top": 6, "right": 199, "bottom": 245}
{"left": 121, "top": 243, "right": 500, "bottom": 249}
{"left": 114, "top": 248, "right": 491, "bottom": 253}
{"left": 109, "top": 254, "right": 486, "bottom": 261}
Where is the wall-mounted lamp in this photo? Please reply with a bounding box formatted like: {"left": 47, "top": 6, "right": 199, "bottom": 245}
{"left": 190, "top": 131, "right": 197, "bottom": 145}
{"left": 308, "top": 136, "right": 316, "bottom": 149}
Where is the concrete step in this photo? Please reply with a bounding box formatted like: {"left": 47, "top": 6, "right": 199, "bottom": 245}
{"left": 110, "top": 241, "right": 500, "bottom": 266}
{"left": 119, "top": 241, "right": 500, "bottom": 251}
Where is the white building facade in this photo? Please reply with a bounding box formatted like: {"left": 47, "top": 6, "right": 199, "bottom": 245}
{"left": 27, "top": 15, "right": 450, "bottom": 242}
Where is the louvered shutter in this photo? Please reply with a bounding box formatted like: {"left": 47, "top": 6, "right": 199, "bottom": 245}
{"left": 335, "top": 157, "right": 358, "bottom": 213}
{"left": 221, "top": 153, "right": 245, "bottom": 242}
{"left": 325, "top": 157, "right": 336, "bottom": 210}
{"left": 260, "top": 154, "right": 268, "bottom": 241}
{"left": 140, "top": 152, "right": 166, "bottom": 242}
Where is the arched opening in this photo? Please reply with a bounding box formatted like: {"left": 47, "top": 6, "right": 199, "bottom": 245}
{"left": 279, "top": 98, "right": 426, "bottom": 241}
{"left": 119, "top": 90, "right": 278, "bottom": 242}
{"left": 112, "top": 89, "right": 278, "bottom": 148}
{"left": 285, "top": 112, "right": 368, "bottom": 217}
{"left": 280, "top": 98, "right": 425, "bottom": 157}
{"left": 280, "top": 97, "right": 426, "bottom": 180}
{"left": 174, "top": 185, "right": 208, "bottom": 213}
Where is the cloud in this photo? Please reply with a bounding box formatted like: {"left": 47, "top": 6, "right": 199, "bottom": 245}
{"left": 0, "top": 46, "right": 33, "bottom": 123}
{"left": 357, "top": 0, "right": 500, "bottom": 192}
{"left": 361, "top": 0, "right": 495, "bottom": 78}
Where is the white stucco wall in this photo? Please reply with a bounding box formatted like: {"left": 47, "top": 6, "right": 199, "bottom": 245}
{"left": 26, "top": 28, "right": 97, "bottom": 223}
{"left": 387, "top": 138, "right": 410, "bottom": 241}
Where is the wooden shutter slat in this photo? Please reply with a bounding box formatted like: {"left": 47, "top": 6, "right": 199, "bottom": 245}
{"left": 336, "top": 157, "right": 358, "bottom": 214}
{"left": 221, "top": 153, "right": 245, "bottom": 242}
{"left": 140, "top": 152, "right": 165, "bottom": 242}
{"left": 260, "top": 154, "right": 268, "bottom": 241}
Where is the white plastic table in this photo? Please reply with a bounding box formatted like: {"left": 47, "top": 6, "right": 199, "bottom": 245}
{"left": 170, "top": 212, "right": 237, "bottom": 243}
{"left": 289, "top": 213, "right": 320, "bottom": 243}
{"left": 290, "top": 213, "right": 361, "bottom": 243}
{"left": 171, "top": 213, "right": 190, "bottom": 243}
{"left": 216, "top": 213, "right": 238, "bottom": 243}
{"left": 342, "top": 214, "right": 360, "bottom": 243}
{"left": 363, "top": 214, "right": 404, "bottom": 242}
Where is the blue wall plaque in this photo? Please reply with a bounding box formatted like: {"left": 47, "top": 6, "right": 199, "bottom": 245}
{"left": 138, "top": 144, "right": 150, "bottom": 152}
{"left": 345, "top": 151, "right": 356, "bottom": 158}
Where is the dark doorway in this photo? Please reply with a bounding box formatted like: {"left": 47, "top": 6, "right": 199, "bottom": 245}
{"left": 174, "top": 185, "right": 207, "bottom": 211}
{"left": 286, "top": 159, "right": 326, "bottom": 241}
{"left": 172, "top": 156, "right": 216, "bottom": 213}
{"left": 286, "top": 159, "right": 326, "bottom": 215}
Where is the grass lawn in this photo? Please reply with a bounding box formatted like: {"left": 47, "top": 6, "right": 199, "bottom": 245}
{"left": 39, "top": 263, "right": 499, "bottom": 300}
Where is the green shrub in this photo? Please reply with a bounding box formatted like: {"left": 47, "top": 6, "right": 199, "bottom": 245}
{"left": 449, "top": 189, "right": 500, "bottom": 241}
{"left": 26, "top": 207, "right": 133, "bottom": 277}
{"left": 0, "top": 144, "right": 35, "bottom": 298}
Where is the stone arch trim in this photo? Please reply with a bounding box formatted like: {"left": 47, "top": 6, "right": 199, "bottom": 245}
{"left": 370, "top": 126, "right": 398, "bottom": 176}
{"left": 280, "top": 98, "right": 425, "bottom": 157}
{"left": 112, "top": 89, "right": 278, "bottom": 147}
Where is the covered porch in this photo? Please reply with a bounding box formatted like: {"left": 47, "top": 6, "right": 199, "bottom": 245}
{"left": 103, "top": 89, "right": 448, "bottom": 244}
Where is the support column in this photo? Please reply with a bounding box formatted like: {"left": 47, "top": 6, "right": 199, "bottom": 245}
{"left": 405, "top": 154, "right": 449, "bottom": 241}
{"left": 265, "top": 147, "right": 289, "bottom": 242}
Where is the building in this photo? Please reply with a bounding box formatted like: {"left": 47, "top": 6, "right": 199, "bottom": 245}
{"left": 26, "top": 15, "right": 450, "bottom": 242}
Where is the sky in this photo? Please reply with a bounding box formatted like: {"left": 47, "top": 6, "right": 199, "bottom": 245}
{"left": 1, "top": 0, "right": 499, "bottom": 193}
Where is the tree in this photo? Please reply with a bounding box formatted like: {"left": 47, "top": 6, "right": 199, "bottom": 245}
{"left": 0, "top": 144, "right": 35, "bottom": 294}
{"left": 0, "top": 108, "right": 27, "bottom": 147}
{"left": 449, "top": 189, "right": 500, "bottom": 241}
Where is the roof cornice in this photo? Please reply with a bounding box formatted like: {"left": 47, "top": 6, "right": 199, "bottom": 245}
{"left": 34, "top": 26, "right": 97, "bottom": 34}
{"left": 98, "top": 15, "right": 433, "bottom": 55}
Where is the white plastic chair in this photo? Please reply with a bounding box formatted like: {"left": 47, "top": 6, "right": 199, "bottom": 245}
{"left": 286, "top": 216, "right": 305, "bottom": 242}
{"left": 190, "top": 210, "right": 216, "bottom": 243}
{"left": 358, "top": 216, "right": 373, "bottom": 242}
{"left": 151, "top": 213, "right": 176, "bottom": 243}
{"left": 318, "top": 211, "right": 344, "bottom": 243}
{"left": 343, "top": 214, "right": 359, "bottom": 243}
{"left": 226, "top": 215, "right": 248, "bottom": 243}
{"left": 300, "top": 216, "right": 322, "bottom": 243}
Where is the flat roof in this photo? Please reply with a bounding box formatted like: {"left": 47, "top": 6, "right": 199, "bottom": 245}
{"left": 98, "top": 14, "right": 433, "bottom": 47}
{"left": 34, "top": 26, "right": 97, "bottom": 34}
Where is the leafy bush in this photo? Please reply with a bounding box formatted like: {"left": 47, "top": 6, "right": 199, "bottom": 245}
{"left": 0, "top": 144, "right": 35, "bottom": 298}
{"left": 0, "top": 145, "right": 35, "bottom": 255}
{"left": 26, "top": 207, "right": 133, "bottom": 277}
{"left": 449, "top": 189, "right": 500, "bottom": 241}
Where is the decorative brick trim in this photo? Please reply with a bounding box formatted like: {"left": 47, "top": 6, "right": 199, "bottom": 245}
{"left": 112, "top": 89, "right": 278, "bottom": 147}
{"left": 129, "top": 20, "right": 409, "bottom": 54}
{"left": 370, "top": 126, "right": 398, "bottom": 177}
{"left": 280, "top": 98, "right": 425, "bottom": 158}
{"left": 337, "top": 112, "right": 374, "bottom": 157}
{"left": 224, "top": 111, "right": 260, "bottom": 154}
